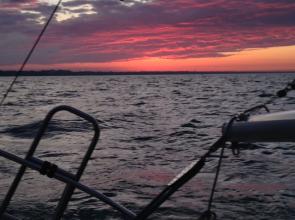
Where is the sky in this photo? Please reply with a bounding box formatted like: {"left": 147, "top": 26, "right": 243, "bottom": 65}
{"left": 0, "top": 0, "right": 295, "bottom": 72}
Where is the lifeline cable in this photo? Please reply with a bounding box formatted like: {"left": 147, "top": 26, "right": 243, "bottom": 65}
{"left": 259, "top": 79, "right": 295, "bottom": 108}
{"left": 235, "top": 79, "right": 295, "bottom": 122}
{"left": 0, "top": 0, "right": 63, "bottom": 106}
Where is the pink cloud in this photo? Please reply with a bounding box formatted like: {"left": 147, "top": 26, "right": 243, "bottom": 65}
{"left": 0, "top": 0, "right": 295, "bottom": 67}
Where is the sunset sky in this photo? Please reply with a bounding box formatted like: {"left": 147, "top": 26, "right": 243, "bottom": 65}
{"left": 0, "top": 0, "right": 295, "bottom": 72}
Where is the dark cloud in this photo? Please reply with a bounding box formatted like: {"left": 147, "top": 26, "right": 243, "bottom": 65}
{"left": 0, "top": 0, "right": 295, "bottom": 67}
{"left": 1, "top": 0, "right": 35, "bottom": 3}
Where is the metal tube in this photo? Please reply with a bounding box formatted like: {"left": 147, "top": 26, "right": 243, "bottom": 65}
{"left": 51, "top": 106, "right": 100, "bottom": 219}
{"left": 225, "top": 119, "right": 295, "bottom": 142}
{"left": 0, "top": 105, "right": 100, "bottom": 219}
{"left": 0, "top": 149, "right": 136, "bottom": 219}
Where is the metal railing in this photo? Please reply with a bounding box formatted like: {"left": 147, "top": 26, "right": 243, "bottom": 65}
{"left": 0, "top": 105, "right": 229, "bottom": 220}
{"left": 0, "top": 105, "right": 135, "bottom": 219}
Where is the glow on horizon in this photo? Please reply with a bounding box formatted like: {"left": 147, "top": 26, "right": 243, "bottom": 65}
{"left": 6, "top": 45, "right": 294, "bottom": 72}
{"left": 1, "top": 0, "right": 295, "bottom": 72}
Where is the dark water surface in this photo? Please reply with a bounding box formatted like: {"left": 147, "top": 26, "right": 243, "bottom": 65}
{"left": 0, "top": 73, "right": 295, "bottom": 219}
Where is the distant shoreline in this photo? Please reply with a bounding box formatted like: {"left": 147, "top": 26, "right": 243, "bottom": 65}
{"left": 0, "top": 70, "right": 295, "bottom": 77}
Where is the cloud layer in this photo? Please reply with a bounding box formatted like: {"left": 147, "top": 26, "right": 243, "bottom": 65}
{"left": 0, "top": 0, "right": 295, "bottom": 68}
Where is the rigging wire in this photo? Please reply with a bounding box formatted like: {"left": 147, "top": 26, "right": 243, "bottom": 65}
{"left": 0, "top": 0, "right": 63, "bottom": 106}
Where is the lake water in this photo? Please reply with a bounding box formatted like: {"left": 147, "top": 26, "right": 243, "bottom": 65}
{"left": 0, "top": 73, "right": 295, "bottom": 219}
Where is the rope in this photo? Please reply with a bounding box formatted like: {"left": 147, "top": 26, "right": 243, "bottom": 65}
{"left": 0, "top": 0, "right": 63, "bottom": 106}
{"left": 207, "top": 145, "right": 225, "bottom": 212}
{"left": 201, "top": 79, "right": 295, "bottom": 219}
{"left": 198, "top": 117, "right": 237, "bottom": 220}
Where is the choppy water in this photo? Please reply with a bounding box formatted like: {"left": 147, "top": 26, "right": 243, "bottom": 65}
{"left": 0, "top": 73, "right": 295, "bottom": 220}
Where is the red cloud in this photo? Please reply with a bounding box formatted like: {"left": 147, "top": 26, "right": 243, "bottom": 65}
{"left": 0, "top": 0, "right": 295, "bottom": 66}
{"left": 0, "top": 0, "right": 38, "bottom": 10}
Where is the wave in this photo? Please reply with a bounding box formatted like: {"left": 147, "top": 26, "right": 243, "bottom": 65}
{"left": 0, "top": 119, "right": 98, "bottom": 139}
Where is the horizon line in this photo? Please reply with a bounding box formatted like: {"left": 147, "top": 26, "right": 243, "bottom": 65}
{"left": 1, "top": 69, "right": 295, "bottom": 73}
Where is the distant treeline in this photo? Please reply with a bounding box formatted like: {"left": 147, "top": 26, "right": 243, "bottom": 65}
{"left": 0, "top": 70, "right": 294, "bottom": 76}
